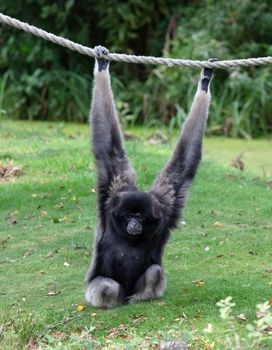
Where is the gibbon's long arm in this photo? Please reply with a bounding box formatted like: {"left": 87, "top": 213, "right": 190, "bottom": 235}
{"left": 151, "top": 67, "right": 214, "bottom": 229}
{"left": 91, "top": 47, "right": 136, "bottom": 222}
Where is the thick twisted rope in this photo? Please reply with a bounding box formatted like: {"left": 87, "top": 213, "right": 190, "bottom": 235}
{"left": 1, "top": 12, "right": 272, "bottom": 69}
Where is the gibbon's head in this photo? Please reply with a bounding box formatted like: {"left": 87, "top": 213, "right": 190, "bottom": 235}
{"left": 109, "top": 191, "right": 163, "bottom": 240}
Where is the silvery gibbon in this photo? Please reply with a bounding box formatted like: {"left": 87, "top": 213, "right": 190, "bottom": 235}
{"left": 85, "top": 46, "right": 215, "bottom": 308}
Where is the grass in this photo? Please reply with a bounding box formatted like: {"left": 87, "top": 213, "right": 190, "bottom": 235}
{"left": 0, "top": 120, "right": 272, "bottom": 349}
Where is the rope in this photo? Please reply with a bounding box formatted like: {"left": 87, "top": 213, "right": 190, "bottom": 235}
{"left": 1, "top": 12, "right": 272, "bottom": 69}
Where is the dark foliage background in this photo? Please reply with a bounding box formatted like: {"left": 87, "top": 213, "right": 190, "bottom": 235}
{"left": 0, "top": 0, "right": 272, "bottom": 137}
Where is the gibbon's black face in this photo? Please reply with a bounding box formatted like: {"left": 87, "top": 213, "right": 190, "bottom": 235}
{"left": 110, "top": 191, "right": 162, "bottom": 239}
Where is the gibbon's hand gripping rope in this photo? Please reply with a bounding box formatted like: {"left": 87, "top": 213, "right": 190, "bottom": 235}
{"left": 1, "top": 12, "right": 272, "bottom": 69}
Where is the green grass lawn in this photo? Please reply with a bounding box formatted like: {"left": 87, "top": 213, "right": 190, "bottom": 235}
{"left": 0, "top": 121, "right": 272, "bottom": 349}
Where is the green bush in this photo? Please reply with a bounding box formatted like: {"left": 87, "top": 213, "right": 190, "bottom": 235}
{"left": 1, "top": 0, "right": 272, "bottom": 136}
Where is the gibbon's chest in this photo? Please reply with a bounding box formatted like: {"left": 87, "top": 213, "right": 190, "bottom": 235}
{"left": 97, "top": 237, "right": 159, "bottom": 292}
{"left": 113, "top": 243, "right": 156, "bottom": 292}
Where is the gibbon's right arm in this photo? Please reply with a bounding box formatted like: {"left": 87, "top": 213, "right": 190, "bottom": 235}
{"left": 151, "top": 64, "right": 215, "bottom": 229}
{"left": 90, "top": 46, "right": 136, "bottom": 224}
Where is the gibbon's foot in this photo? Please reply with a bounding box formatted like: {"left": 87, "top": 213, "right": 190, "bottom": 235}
{"left": 201, "top": 58, "right": 218, "bottom": 92}
{"left": 85, "top": 276, "right": 125, "bottom": 309}
{"left": 125, "top": 264, "right": 166, "bottom": 304}
{"left": 95, "top": 45, "right": 109, "bottom": 72}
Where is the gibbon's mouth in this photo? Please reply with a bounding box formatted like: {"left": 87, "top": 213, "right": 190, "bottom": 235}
{"left": 127, "top": 224, "right": 142, "bottom": 236}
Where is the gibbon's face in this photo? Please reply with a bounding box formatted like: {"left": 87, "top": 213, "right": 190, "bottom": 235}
{"left": 110, "top": 191, "right": 162, "bottom": 240}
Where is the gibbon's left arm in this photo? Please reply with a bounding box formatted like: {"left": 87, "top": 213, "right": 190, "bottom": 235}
{"left": 91, "top": 46, "right": 136, "bottom": 226}
{"left": 151, "top": 65, "right": 215, "bottom": 229}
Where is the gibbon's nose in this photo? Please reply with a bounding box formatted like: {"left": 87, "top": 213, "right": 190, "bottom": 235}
{"left": 127, "top": 219, "right": 142, "bottom": 235}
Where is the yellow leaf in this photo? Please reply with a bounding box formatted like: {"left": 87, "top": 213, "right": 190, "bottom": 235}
{"left": 91, "top": 313, "right": 97, "bottom": 317}
{"left": 77, "top": 304, "right": 86, "bottom": 312}
{"left": 210, "top": 341, "right": 215, "bottom": 349}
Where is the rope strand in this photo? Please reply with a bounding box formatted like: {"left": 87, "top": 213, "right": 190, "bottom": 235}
{"left": 1, "top": 12, "right": 272, "bottom": 69}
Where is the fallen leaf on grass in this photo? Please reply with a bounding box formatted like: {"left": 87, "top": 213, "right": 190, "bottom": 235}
{"left": 47, "top": 290, "right": 60, "bottom": 296}
{"left": 52, "top": 216, "right": 69, "bottom": 224}
{"left": 63, "top": 261, "right": 70, "bottom": 267}
{"left": 238, "top": 314, "right": 247, "bottom": 321}
{"left": 0, "top": 160, "right": 21, "bottom": 181}
{"left": 45, "top": 252, "right": 54, "bottom": 258}
{"left": 83, "top": 251, "right": 91, "bottom": 257}
{"left": 256, "top": 311, "right": 265, "bottom": 319}
{"left": 132, "top": 315, "right": 148, "bottom": 323}
{"left": 173, "top": 313, "right": 187, "bottom": 322}
{"left": 55, "top": 202, "right": 64, "bottom": 209}
{"left": 214, "top": 221, "right": 224, "bottom": 228}
{"left": 268, "top": 281, "right": 272, "bottom": 286}
{"left": 52, "top": 331, "right": 67, "bottom": 339}
{"left": 107, "top": 324, "right": 127, "bottom": 337}
{"left": 40, "top": 210, "right": 47, "bottom": 216}
{"left": 0, "top": 324, "right": 4, "bottom": 336}
{"left": 76, "top": 304, "right": 86, "bottom": 312}
{"left": 192, "top": 279, "right": 205, "bottom": 287}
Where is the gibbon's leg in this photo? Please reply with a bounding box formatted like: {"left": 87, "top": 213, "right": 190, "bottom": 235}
{"left": 91, "top": 46, "right": 136, "bottom": 223}
{"left": 151, "top": 62, "right": 216, "bottom": 227}
{"left": 127, "top": 264, "right": 167, "bottom": 303}
{"left": 85, "top": 276, "right": 125, "bottom": 309}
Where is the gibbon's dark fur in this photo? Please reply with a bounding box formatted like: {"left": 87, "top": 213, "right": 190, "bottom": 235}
{"left": 85, "top": 46, "right": 215, "bottom": 308}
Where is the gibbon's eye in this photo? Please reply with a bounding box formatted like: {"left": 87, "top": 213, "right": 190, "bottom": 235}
{"left": 135, "top": 213, "right": 144, "bottom": 222}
